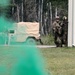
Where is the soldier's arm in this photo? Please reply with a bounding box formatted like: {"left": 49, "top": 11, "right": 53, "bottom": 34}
{"left": 52, "top": 22, "right": 56, "bottom": 33}
{"left": 52, "top": 22, "right": 56, "bottom": 30}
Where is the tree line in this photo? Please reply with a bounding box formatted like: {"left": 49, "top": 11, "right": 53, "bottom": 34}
{"left": 0, "top": 0, "right": 68, "bottom": 35}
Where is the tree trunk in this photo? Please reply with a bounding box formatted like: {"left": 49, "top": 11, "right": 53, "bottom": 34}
{"left": 12, "top": 0, "right": 15, "bottom": 15}
{"left": 38, "top": 0, "right": 41, "bottom": 32}
{"left": 55, "top": 7, "right": 57, "bottom": 18}
{"left": 40, "top": 0, "right": 44, "bottom": 35}
{"left": 45, "top": 12, "right": 48, "bottom": 35}
{"left": 49, "top": 2, "right": 52, "bottom": 33}
{"left": 21, "top": 0, "right": 23, "bottom": 21}
{"left": 46, "top": 3, "right": 49, "bottom": 35}
{"left": 17, "top": 5, "right": 20, "bottom": 22}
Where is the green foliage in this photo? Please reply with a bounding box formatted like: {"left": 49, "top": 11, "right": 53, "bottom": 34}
{"left": 43, "top": 0, "right": 68, "bottom": 16}
{"left": 0, "top": 0, "right": 68, "bottom": 21}
{"left": 15, "top": 0, "right": 22, "bottom": 4}
{"left": 41, "top": 34, "right": 55, "bottom": 45}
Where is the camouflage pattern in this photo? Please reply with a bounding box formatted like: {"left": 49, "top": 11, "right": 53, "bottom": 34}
{"left": 52, "top": 21, "right": 60, "bottom": 33}
{"left": 61, "top": 18, "right": 68, "bottom": 46}
{"left": 52, "top": 20, "right": 63, "bottom": 47}
{"left": 52, "top": 17, "right": 68, "bottom": 47}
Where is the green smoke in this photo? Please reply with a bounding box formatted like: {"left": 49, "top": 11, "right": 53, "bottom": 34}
{"left": 0, "top": 46, "right": 48, "bottom": 75}
{"left": 0, "top": 0, "right": 10, "bottom": 7}
{"left": 0, "top": 0, "right": 50, "bottom": 75}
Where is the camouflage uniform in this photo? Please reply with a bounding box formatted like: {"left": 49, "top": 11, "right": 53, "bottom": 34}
{"left": 52, "top": 21, "right": 60, "bottom": 33}
{"left": 61, "top": 16, "right": 68, "bottom": 46}
{"left": 52, "top": 18, "right": 63, "bottom": 47}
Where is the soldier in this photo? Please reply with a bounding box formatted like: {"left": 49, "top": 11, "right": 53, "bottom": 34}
{"left": 52, "top": 16, "right": 63, "bottom": 47}
{"left": 62, "top": 16, "right": 68, "bottom": 46}
{"left": 52, "top": 16, "right": 61, "bottom": 32}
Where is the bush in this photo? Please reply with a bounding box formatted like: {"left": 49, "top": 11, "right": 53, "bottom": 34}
{"left": 40, "top": 34, "right": 55, "bottom": 45}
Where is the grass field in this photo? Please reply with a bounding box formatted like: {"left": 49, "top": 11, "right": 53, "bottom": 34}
{"left": 41, "top": 47, "right": 75, "bottom": 75}
{"left": 0, "top": 46, "right": 75, "bottom": 75}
